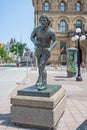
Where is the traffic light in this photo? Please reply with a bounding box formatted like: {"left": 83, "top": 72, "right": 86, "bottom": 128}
{"left": 0, "top": 43, "right": 3, "bottom": 48}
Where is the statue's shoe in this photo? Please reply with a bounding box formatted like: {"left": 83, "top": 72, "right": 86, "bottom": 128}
{"left": 35, "top": 78, "right": 40, "bottom": 86}
{"left": 38, "top": 85, "right": 47, "bottom": 91}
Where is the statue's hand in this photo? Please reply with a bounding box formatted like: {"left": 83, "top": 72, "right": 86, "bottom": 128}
{"left": 47, "top": 47, "right": 51, "bottom": 52}
{"left": 45, "top": 47, "right": 51, "bottom": 52}
{"left": 34, "top": 40, "right": 40, "bottom": 47}
{"left": 43, "top": 48, "right": 51, "bottom": 57}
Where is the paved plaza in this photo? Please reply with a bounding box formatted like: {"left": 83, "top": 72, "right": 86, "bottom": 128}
{"left": 0, "top": 66, "right": 87, "bottom": 130}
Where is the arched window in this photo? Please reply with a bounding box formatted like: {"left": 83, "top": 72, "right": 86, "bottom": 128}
{"left": 44, "top": 1, "right": 49, "bottom": 11}
{"left": 76, "top": 20, "right": 82, "bottom": 29}
{"left": 60, "top": 2, "right": 65, "bottom": 11}
{"left": 60, "top": 21, "right": 66, "bottom": 32}
{"left": 76, "top": 2, "right": 81, "bottom": 11}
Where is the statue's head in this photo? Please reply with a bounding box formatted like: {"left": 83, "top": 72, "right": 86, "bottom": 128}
{"left": 39, "top": 14, "right": 51, "bottom": 26}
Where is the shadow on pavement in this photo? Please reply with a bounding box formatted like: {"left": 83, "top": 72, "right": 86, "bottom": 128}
{"left": 0, "top": 113, "right": 11, "bottom": 127}
{"left": 54, "top": 75, "right": 76, "bottom": 81}
{"left": 76, "top": 119, "right": 87, "bottom": 130}
{"left": 0, "top": 113, "right": 19, "bottom": 128}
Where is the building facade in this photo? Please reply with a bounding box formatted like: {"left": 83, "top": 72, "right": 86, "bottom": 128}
{"left": 32, "top": 0, "right": 87, "bottom": 65}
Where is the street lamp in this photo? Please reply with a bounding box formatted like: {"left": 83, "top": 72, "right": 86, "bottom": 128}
{"left": 71, "top": 28, "right": 86, "bottom": 81}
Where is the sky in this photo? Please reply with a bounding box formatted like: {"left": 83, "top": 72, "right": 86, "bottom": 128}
{"left": 0, "top": 0, "right": 34, "bottom": 50}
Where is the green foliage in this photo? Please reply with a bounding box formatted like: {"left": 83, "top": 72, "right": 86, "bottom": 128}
{"left": 0, "top": 48, "right": 7, "bottom": 58}
{"left": 67, "top": 62, "right": 74, "bottom": 72}
{"left": 4, "top": 56, "right": 13, "bottom": 62}
{"left": 0, "top": 47, "right": 15, "bottom": 62}
{"left": 10, "top": 43, "right": 27, "bottom": 56}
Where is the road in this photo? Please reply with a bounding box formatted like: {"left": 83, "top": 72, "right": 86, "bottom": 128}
{"left": 0, "top": 67, "right": 28, "bottom": 104}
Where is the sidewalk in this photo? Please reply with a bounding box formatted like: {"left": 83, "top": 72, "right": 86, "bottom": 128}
{"left": 0, "top": 67, "right": 87, "bottom": 130}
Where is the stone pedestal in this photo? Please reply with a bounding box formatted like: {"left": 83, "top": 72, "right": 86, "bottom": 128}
{"left": 11, "top": 85, "right": 66, "bottom": 130}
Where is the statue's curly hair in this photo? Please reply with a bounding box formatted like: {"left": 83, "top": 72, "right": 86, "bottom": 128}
{"left": 39, "top": 14, "right": 51, "bottom": 25}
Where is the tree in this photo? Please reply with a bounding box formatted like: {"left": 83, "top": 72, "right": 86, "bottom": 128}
{"left": 10, "top": 43, "right": 27, "bottom": 55}
{"left": 4, "top": 56, "right": 14, "bottom": 62}
{"left": 10, "top": 42, "right": 27, "bottom": 62}
{"left": 0, "top": 48, "right": 7, "bottom": 59}
{"left": 0, "top": 47, "right": 14, "bottom": 63}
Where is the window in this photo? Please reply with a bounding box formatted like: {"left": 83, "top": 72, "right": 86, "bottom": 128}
{"left": 60, "top": 2, "right": 65, "bottom": 11}
{"left": 76, "top": 2, "right": 81, "bottom": 12}
{"left": 76, "top": 20, "right": 82, "bottom": 29}
{"left": 60, "top": 21, "right": 66, "bottom": 32}
{"left": 44, "top": 1, "right": 49, "bottom": 11}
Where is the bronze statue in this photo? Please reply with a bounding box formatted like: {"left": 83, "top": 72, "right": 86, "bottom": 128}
{"left": 30, "top": 14, "right": 57, "bottom": 91}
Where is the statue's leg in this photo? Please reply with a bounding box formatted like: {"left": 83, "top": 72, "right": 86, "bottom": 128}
{"left": 42, "top": 69, "right": 47, "bottom": 86}
{"left": 35, "top": 57, "right": 41, "bottom": 86}
{"left": 38, "top": 53, "right": 49, "bottom": 90}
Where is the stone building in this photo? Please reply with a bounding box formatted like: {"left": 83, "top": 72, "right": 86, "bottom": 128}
{"left": 32, "top": 0, "right": 87, "bottom": 65}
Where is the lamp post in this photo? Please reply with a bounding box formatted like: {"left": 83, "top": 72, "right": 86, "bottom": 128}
{"left": 72, "top": 28, "right": 86, "bottom": 81}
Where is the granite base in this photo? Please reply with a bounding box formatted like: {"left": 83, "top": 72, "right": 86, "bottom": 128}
{"left": 11, "top": 85, "right": 66, "bottom": 129}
